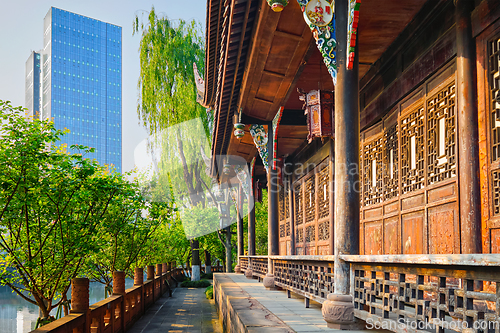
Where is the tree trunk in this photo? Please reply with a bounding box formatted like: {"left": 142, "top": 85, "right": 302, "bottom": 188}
{"left": 191, "top": 239, "right": 200, "bottom": 281}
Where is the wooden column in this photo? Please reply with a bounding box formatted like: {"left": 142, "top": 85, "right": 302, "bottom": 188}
{"left": 268, "top": 123, "right": 279, "bottom": 257}
{"left": 248, "top": 178, "right": 256, "bottom": 256}
{"left": 333, "top": 0, "right": 359, "bottom": 294}
{"left": 322, "top": 0, "right": 361, "bottom": 329}
{"left": 288, "top": 171, "right": 295, "bottom": 255}
{"left": 264, "top": 122, "right": 278, "bottom": 288}
{"left": 456, "top": 0, "right": 481, "bottom": 254}
{"left": 237, "top": 184, "right": 244, "bottom": 261}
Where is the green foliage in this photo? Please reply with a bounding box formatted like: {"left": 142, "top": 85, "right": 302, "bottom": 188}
{"left": 180, "top": 279, "right": 211, "bottom": 288}
{"left": 0, "top": 101, "right": 132, "bottom": 318}
{"left": 201, "top": 272, "right": 213, "bottom": 280}
{"left": 205, "top": 285, "right": 213, "bottom": 299}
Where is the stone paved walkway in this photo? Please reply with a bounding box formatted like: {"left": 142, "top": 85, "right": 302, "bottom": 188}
{"left": 127, "top": 287, "right": 222, "bottom": 333}
{"left": 229, "top": 273, "right": 381, "bottom": 333}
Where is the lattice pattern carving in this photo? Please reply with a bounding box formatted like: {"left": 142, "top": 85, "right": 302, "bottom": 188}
{"left": 240, "top": 257, "right": 248, "bottom": 270}
{"left": 493, "top": 169, "right": 500, "bottom": 215}
{"left": 249, "top": 257, "right": 268, "bottom": 278}
{"left": 305, "top": 175, "right": 315, "bottom": 223}
{"left": 317, "top": 164, "right": 330, "bottom": 219}
{"left": 286, "top": 221, "right": 291, "bottom": 237}
{"left": 353, "top": 264, "right": 500, "bottom": 333}
{"left": 296, "top": 228, "right": 304, "bottom": 243}
{"left": 279, "top": 187, "right": 286, "bottom": 222}
{"left": 305, "top": 225, "right": 316, "bottom": 243}
{"left": 273, "top": 260, "right": 334, "bottom": 300}
{"left": 490, "top": 37, "right": 500, "bottom": 161}
{"left": 294, "top": 183, "right": 303, "bottom": 225}
{"left": 401, "top": 105, "right": 425, "bottom": 194}
{"left": 279, "top": 223, "right": 285, "bottom": 238}
{"left": 318, "top": 221, "right": 329, "bottom": 241}
{"left": 427, "top": 82, "right": 456, "bottom": 185}
{"left": 383, "top": 123, "right": 399, "bottom": 200}
{"left": 285, "top": 184, "right": 290, "bottom": 219}
{"left": 363, "top": 137, "right": 383, "bottom": 205}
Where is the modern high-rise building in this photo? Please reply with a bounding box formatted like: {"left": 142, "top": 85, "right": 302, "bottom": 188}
{"left": 25, "top": 7, "right": 122, "bottom": 172}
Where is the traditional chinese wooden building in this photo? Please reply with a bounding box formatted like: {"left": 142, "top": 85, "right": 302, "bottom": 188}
{"left": 200, "top": 0, "right": 500, "bottom": 330}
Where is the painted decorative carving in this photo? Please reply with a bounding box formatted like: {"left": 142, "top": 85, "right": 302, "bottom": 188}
{"left": 272, "top": 107, "right": 284, "bottom": 169}
{"left": 297, "top": 0, "right": 337, "bottom": 83}
{"left": 250, "top": 124, "right": 269, "bottom": 173}
{"left": 347, "top": 0, "right": 361, "bottom": 69}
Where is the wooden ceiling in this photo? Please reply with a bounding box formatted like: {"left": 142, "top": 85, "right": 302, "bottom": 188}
{"left": 205, "top": 0, "right": 429, "bottom": 174}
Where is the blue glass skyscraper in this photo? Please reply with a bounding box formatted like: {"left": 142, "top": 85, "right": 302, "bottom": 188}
{"left": 26, "top": 7, "right": 122, "bottom": 172}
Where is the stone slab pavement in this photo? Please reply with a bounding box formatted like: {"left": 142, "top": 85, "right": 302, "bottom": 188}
{"left": 228, "top": 273, "right": 383, "bottom": 333}
{"left": 127, "top": 287, "right": 222, "bottom": 333}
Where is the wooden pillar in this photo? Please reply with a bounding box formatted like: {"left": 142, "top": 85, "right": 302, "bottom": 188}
{"left": 288, "top": 171, "right": 295, "bottom": 255}
{"left": 264, "top": 121, "right": 278, "bottom": 288}
{"left": 248, "top": 179, "right": 256, "bottom": 256}
{"left": 224, "top": 225, "right": 232, "bottom": 272}
{"left": 268, "top": 122, "right": 279, "bottom": 257}
{"left": 456, "top": 0, "right": 481, "bottom": 254}
{"left": 235, "top": 184, "right": 244, "bottom": 273}
{"left": 191, "top": 239, "right": 201, "bottom": 280}
{"left": 322, "top": 0, "right": 361, "bottom": 329}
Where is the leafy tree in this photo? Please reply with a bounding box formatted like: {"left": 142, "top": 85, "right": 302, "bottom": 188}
{"left": 134, "top": 8, "right": 231, "bottom": 274}
{"left": 0, "top": 101, "right": 125, "bottom": 320}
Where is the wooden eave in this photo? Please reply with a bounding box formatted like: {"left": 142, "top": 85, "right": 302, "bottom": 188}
{"left": 206, "top": 0, "right": 429, "bottom": 177}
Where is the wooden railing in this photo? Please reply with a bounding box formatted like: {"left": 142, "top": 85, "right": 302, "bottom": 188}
{"left": 240, "top": 256, "right": 268, "bottom": 278}
{"left": 239, "top": 254, "right": 500, "bottom": 333}
{"left": 30, "top": 268, "right": 183, "bottom": 333}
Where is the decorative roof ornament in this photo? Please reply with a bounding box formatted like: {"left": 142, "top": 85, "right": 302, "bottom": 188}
{"left": 250, "top": 124, "right": 269, "bottom": 173}
{"left": 347, "top": 0, "right": 361, "bottom": 69}
{"left": 297, "top": 0, "right": 337, "bottom": 84}
{"left": 267, "top": 0, "right": 289, "bottom": 12}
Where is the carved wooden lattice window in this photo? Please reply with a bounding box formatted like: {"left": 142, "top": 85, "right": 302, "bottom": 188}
{"left": 296, "top": 228, "right": 304, "bottom": 243}
{"left": 401, "top": 105, "right": 425, "bottom": 194}
{"left": 279, "top": 224, "right": 285, "bottom": 238}
{"left": 427, "top": 82, "right": 456, "bottom": 185}
{"left": 305, "top": 225, "right": 316, "bottom": 242}
{"left": 493, "top": 169, "right": 500, "bottom": 215}
{"left": 278, "top": 186, "right": 285, "bottom": 222}
{"left": 317, "top": 164, "right": 330, "bottom": 219}
{"left": 490, "top": 36, "right": 500, "bottom": 161}
{"left": 318, "top": 221, "right": 329, "bottom": 241}
{"left": 286, "top": 221, "right": 290, "bottom": 237}
{"left": 294, "top": 183, "right": 303, "bottom": 225}
{"left": 383, "top": 123, "right": 398, "bottom": 199}
{"left": 284, "top": 183, "right": 290, "bottom": 219}
{"left": 363, "top": 137, "right": 383, "bottom": 205}
{"left": 304, "top": 175, "right": 315, "bottom": 223}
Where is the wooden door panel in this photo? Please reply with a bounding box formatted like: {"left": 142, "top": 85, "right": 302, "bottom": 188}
{"left": 491, "top": 229, "right": 500, "bottom": 253}
{"left": 384, "top": 216, "right": 400, "bottom": 254}
{"left": 428, "top": 202, "right": 458, "bottom": 254}
{"left": 402, "top": 211, "right": 424, "bottom": 254}
{"left": 364, "top": 220, "right": 383, "bottom": 255}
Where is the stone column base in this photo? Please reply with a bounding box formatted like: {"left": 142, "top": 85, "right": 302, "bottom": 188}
{"left": 263, "top": 273, "right": 275, "bottom": 289}
{"left": 235, "top": 265, "right": 241, "bottom": 273}
{"left": 244, "top": 269, "right": 253, "bottom": 279}
{"left": 191, "top": 265, "right": 201, "bottom": 281}
{"left": 322, "top": 294, "right": 365, "bottom": 330}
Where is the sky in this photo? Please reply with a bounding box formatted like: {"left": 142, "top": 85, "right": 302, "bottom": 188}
{"left": 0, "top": 0, "right": 206, "bottom": 173}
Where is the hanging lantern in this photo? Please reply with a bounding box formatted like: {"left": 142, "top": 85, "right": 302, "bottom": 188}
{"left": 299, "top": 89, "right": 334, "bottom": 143}
{"left": 223, "top": 164, "right": 232, "bottom": 175}
{"left": 267, "top": 0, "right": 288, "bottom": 12}
{"left": 233, "top": 123, "right": 245, "bottom": 139}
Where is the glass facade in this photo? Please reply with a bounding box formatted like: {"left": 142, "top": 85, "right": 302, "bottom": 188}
{"left": 27, "top": 7, "right": 122, "bottom": 172}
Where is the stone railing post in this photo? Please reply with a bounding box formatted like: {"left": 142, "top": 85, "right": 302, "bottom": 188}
{"left": 134, "top": 267, "right": 144, "bottom": 286}
{"left": 147, "top": 265, "right": 155, "bottom": 280}
{"left": 134, "top": 267, "right": 145, "bottom": 316}
{"left": 113, "top": 271, "right": 126, "bottom": 331}
{"left": 245, "top": 257, "right": 253, "bottom": 279}
{"left": 156, "top": 263, "right": 163, "bottom": 295}
{"left": 71, "top": 278, "right": 91, "bottom": 333}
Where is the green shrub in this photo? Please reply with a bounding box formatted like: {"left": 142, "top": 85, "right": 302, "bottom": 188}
{"left": 180, "top": 279, "right": 211, "bottom": 288}
{"left": 205, "top": 285, "right": 213, "bottom": 299}
{"left": 201, "top": 272, "right": 213, "bottom": 279}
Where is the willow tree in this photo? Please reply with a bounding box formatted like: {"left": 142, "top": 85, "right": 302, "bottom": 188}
{"left": 134, "top": 9, "right": 221, "bottom": 278}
